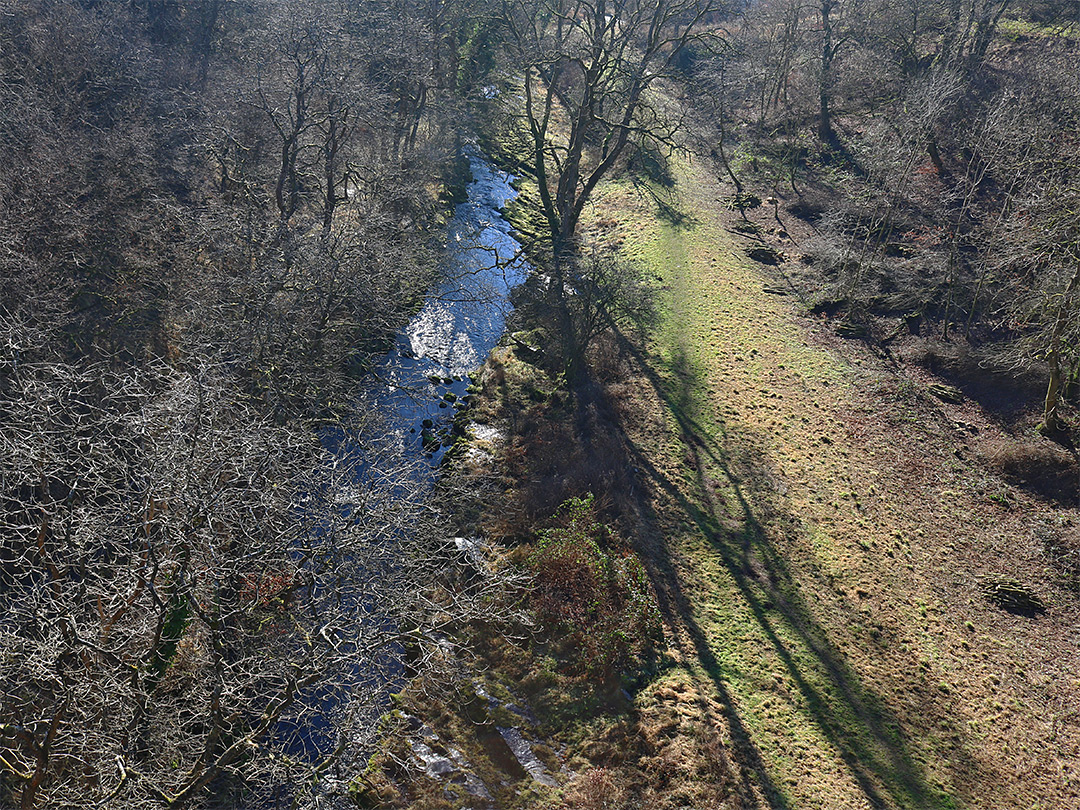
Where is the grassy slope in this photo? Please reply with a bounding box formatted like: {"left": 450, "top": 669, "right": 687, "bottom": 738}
{"left": 582, "top": 154, "right": 1080, "bottom": 810}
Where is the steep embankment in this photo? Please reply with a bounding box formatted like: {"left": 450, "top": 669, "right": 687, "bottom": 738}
{"left": 583, "top": 154, "right": 1080, "bottom": 809}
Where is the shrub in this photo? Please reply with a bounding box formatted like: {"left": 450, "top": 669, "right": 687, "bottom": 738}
{"left": 529, "top": 495, "right": 662, "bottom": 679}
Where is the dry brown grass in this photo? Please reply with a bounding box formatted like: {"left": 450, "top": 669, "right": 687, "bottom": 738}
{"left": 469, "top": 345, "right": 643, "bottom": 544}
{"left": 560, "top": 767, "right": 628, "bottom": 810}
{"left": 978, "top": 436, "right": 1079, "bottom": 504}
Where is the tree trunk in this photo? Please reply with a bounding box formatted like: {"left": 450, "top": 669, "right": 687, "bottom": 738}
{"left": 1043, "top": 264, "right": 1080, "bottom": 434}
{"left": 968, "top": 0, "right": 1013, "bottom": 70}
{"left": 1045, "top": 341, "right": 1064, "bottom": 434}
{"left": 818, "top": 0, "right": 836, "bottom": 142}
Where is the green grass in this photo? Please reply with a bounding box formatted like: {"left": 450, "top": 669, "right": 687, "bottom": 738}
{"left": 997, "top": 16, "right": 1077, "bottom": 41}
{"left": 588, "top": 159, "right": 968, "bottom": 810}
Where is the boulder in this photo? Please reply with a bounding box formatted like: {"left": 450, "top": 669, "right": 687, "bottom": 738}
{"left": 497, "top": 727, "right": 557, "bottom": 786}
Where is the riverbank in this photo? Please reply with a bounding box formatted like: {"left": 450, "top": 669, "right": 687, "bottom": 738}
{"left": 374, "top": 146, "right": 1080, "bottom": 810}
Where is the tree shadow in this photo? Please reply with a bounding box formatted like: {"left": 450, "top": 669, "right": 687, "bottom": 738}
{"left": 628, "top": 142, "right": 677, "bottom": 189}
{"left": 609, "top": 327, "right": 980, "bottom": 810}
{"left": 628, "top": 173, "right": 696, "bottom": 229}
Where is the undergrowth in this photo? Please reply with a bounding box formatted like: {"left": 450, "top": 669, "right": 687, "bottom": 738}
{"left": 529, "top": 494, "right": 662, "bottom": 682}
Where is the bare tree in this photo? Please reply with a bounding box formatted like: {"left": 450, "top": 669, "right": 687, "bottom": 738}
{"left": 0, "top": 341, "right": 501, "bottom": 808}
{"left": 499, "top": 0, "right": 725, "bottom": 259}
{"left": 498, "top": 0, "right": 724, "bottom": 374}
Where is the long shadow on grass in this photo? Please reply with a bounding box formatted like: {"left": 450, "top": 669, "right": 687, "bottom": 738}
{"left": 629, "top": 173, "right": 697, "bottom": 228}
{"left": 612, "top": 330, "right": 966, "bottom": 810}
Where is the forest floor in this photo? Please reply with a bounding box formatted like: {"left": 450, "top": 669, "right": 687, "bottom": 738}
{"left": 394, "top": 150, "right": 1080, "bottom": 810}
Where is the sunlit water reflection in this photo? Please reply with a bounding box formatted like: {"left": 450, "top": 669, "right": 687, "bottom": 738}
{"left": 361, "top": 151, "right": 527, "bottom": 465}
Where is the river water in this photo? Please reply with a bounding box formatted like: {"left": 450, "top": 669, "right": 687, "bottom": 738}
{"left": 279, "top": 153, "right": 527, "bottom": 804}
{"left": 361, "top": 151, "right": 527, "bottom": 465}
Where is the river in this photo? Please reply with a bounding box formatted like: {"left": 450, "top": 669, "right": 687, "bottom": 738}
{"left": 276, "top": 152, "right": 527, "bottom": 806}
{"left": 361, "top": 150, "right": 527, "bottom": 466}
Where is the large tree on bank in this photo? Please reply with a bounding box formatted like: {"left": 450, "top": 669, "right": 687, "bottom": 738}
{"left": 500, "top": 0, "right": 725, "bottom": 258}
{"left": 499, "top": 0, "right": 724, "bottom": 373}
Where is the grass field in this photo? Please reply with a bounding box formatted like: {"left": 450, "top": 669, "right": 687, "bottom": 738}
{"left": 572, "top": 152, "right": 1080, "bottom": 810}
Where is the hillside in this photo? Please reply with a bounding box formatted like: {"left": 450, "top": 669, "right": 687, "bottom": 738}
{"left": 584, "top": 153, "right": 1080, "bottom": 808}
{"left": 392, "top": 149, "right": 1080, "bottom": 810}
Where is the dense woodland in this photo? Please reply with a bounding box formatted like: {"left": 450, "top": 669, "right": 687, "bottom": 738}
{"left": 2, "top": 0, "right": 1080, "bottom": 807}
{"left": 0, "top": 1, "right": 493, "bottom": 806}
